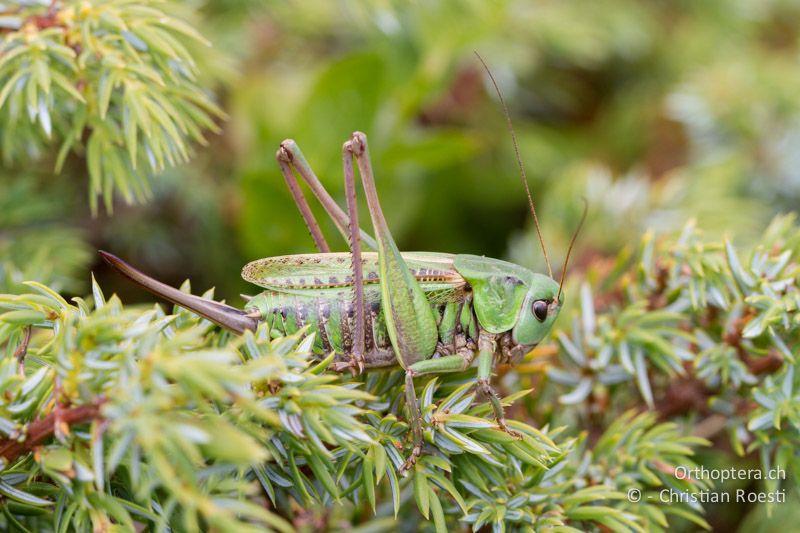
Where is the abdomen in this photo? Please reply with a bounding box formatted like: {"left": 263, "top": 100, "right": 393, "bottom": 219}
{"left": 257, "top": 289, "right": 478, "bottom": 369}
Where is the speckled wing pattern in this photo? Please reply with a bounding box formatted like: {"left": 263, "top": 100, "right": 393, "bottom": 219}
{"left": 241, "top": 252, "right": 468, "bottom": 305}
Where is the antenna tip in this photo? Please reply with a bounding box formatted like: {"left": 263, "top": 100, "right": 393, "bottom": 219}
{"left": 557, "top": 199, "right": 589, "bottom": 299}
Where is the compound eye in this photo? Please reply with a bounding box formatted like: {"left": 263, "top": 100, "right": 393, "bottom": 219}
{"left": 532, "top": 299, "right": 548, "bottom": 322}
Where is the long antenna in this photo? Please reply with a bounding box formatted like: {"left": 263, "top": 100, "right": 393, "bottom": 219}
{"left": 557, "top": 198, "right": 588, "bottom": 300}
{"left": 474, "top": 51, "right": 552, "bottom": 279}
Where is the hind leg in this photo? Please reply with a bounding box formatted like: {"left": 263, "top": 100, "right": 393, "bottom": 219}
{"left": 344, "top": 132, "right": 440, "bottom": 473}
{"left": 277, "top": 140, "right": 377, "bottom": 251}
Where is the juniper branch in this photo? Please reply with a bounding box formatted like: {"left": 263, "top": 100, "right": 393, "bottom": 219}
{"left": 0, "top": 0, "right": 225, "bottom": 213}
{"left": 0, "top": 400, "right": 105, "bottom": 463}
{"left": 545, "top": 214, "right": 800, "bottom": 497}
{"left": 0, "top": 273, "right": 707, "bottom": 531}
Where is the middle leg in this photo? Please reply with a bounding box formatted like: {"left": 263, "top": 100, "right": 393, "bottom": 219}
{"left": 401, "top": 353, "right": 476, "bottom": 473}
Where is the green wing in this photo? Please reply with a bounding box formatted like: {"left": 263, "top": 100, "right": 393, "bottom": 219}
{"left": 241, "top": 252, "right": 467, "bottom": 304}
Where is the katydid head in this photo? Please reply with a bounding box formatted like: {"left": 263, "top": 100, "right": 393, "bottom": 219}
{"left": 511, "top": 273, "right": 562, "bottom": 349}
{"left": 508, "top": 198, "right": 586, "bottom": 357}
{"left": 453, "top": 256, "right": 562, "bottom": 362}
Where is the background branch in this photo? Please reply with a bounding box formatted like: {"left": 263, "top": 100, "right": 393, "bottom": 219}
{"left": 0, "top": 401, "right": 105, "bottom": 463}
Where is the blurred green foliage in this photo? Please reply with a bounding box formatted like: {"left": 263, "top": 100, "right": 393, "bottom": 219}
{"left": 217, "top": 0, "right": 800, "bottom": 286}
{"left": 3, "top": 0, "right": 800, "bottom": 531}
{"left": 6, "top": 0, "right": 800, "bottom": 299}
{"left": 0, "top": 0, "right": 224, "bottom": 214}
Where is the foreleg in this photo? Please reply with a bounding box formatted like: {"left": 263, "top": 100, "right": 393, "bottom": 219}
{"left": 476, "top": 336, "right": 521, "bottom": 437}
